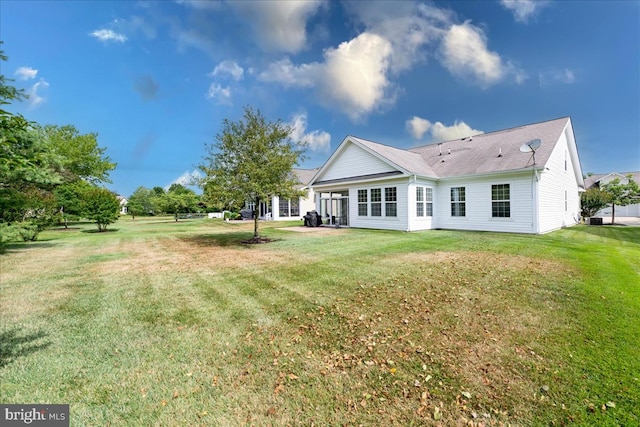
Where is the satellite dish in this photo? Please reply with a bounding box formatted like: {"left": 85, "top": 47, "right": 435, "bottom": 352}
{"left": 519, "top": 138, "right": 542, "bottom": 152}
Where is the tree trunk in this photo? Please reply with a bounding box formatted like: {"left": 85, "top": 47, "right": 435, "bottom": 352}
{"left": 253, "top": 198, "right": 260, "bottom": 239}
{"left": 611, "top": 204, "right": 616, "bottom": 225}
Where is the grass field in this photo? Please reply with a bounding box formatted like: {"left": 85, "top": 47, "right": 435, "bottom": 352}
{"left": 1, "top": 217, "right": 638, "bottom": 426}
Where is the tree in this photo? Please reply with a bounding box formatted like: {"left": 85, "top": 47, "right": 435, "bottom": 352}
{"left": 600, "top": 175, "right": 640, "bottom": 225}
{"left": 580, "top": 188, "right": 610, "bottom": 220}
{"left": 54, "top": 180, "right": 93, "bottom": 228}
{"left": 1, "top": 46, "right": 64, "bottom": 244}
{"left": 83, "top": 188, "right": 120, "bottom": 232}
{"left": 160, "top": 184, "right": 200, "bottom": 221}
{"left": 199, "top": 107, "right": 306, "bottom": 240}
{"left": 127, "top": 186, "right": 157, "bottom": 219}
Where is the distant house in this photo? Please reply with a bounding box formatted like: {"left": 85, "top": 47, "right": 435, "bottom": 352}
{"left": 584, "top": 172, "right": 640, "bottom": 217}
{"left": 309, "top": 117, "right": 584, "bottom": 234}
{"left": 248, "top": 168, "right": 319, "bottom": 221}
{"left": 116, "top": 196, "right": 128, "bottom": 215}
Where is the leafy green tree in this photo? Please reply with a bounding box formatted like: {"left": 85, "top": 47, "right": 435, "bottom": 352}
{"left": 0, "top": 46, "right": 63, "bottom": 244}
{"left": 600, "top": 176, "right": 640, "bottom": 225}
{"left": 580, "top": 188, "right": 610, "bottom": 220}
{"left": 198, "top": 106, "right": 306, "bottom": 240}
{"left": 127, "top": 186, "right": 157, "bottom": 219}
{"left": 160, "top": 184, "right": 200, "bottom": 221}
{"left": 83, "top": 188, "right": 120, "bottom": 232}
{"left": 40, "top": 124, "right": 116, "bottom": 184}
{"left": 54, "top": 180, "right": 93, "bottom": 227}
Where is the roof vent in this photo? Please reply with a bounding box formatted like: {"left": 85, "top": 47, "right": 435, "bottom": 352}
{"left": 498, "top": 148, "right": 502, "bottom": 158}
{"left": 447, "top": 148, "right": 451, "bottom": 155}
{"left": 438, "top": 144, "right": 442, "bottom": 156}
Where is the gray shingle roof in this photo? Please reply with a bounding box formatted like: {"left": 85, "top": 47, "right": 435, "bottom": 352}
{"left": 347, "top": 117, "right": 572, "bottom": 179}
{"left": 293, "top": 168, "right": 319, "bottom": 187}
{"left": 408, "top": 117, "right": 571, "bottom": 178}
{"left": 349, "top": 136, "right": 438, "bottom": 177}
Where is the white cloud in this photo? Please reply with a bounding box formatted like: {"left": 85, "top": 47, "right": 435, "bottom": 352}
{"left": 27, "top": 78, "right": 49, "bottom": 108}
{"left": 258, "top": 58, "right": 317, "bottom": 88}
{"left": 406, "top": 116, "right": 483, "bottom": 142}
{"left": 319, "top": 32, "right": 393, "bottom": 121}
{"left": 500, "top": 0, "right": 548, "bottom": 23}
{"left": 205, "top": 83, "right": 232, "bottom": 104}
{"left": 439, "top": 21, "right": 522, "bottom": 88}
{"left": 90, "top": 28, "right": 128, "bottom": 43}
{"left": 405, "top": 116, "right": 432, "bottom": 139}
{"left": 539, "top": 68, "right": 576, "bottom": 87}
{"left": 260, "top": 32, "right": 393, "bottom": 122}
{"left": 15, "top": 66, "right": 38, "bottom": 80}
{"left": 229, "top": 0, "right": 324, "bottom": 53}
{"left": 209, "top": 60, "right": 244, "bottom": 81}
{"left": 343, "top": 2, "right": 450, "bottom": 74}
{"left": 166, "top": 170, "right": 203, "bottom": 190}
{"left": 289, "top": 112, "right": 331, "bottom": 152}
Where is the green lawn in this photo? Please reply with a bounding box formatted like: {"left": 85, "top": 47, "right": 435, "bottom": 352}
{"left": 1, "top": 217, "right": 638, "bottom": 426}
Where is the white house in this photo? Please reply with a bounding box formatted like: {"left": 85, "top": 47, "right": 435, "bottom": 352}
{"left": 584, "top": 172, "right": 640, "bottom": 217}
{"left": 309, "top": 117, "right": 584, "bottom": 234}
{"left": 116, "top": 196, "right": 128, "bottom": 215}
{"left": 248, "top": 168, "right": 318, "bottom": 221}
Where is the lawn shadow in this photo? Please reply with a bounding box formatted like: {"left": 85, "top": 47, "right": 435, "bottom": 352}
{"left": 1, "top": 241, "right": 58, "bottom": 255}
{"left": 179, "top": 232, "right": 281, "bottom": 248}
{"left": 575, "top": 225, "right": 640, "bottom": 244}
{"left": 0, "top": 327, "right": 51, "bottom": 368}
{"left": 81, "top": 228, "right": 120, "bottom": 234}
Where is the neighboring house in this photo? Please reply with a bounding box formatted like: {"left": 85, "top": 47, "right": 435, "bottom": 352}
{"left": 584, "top": 172, "right": 640, "bottom": 217}
{"left": 309, "top": 117, "right": 584, "bottom": 234}
{"left": 116, "top": 196, "right": 128, "bottom": 215}
{"left": 248, "top": 168, "right": 319, "bottom": 221}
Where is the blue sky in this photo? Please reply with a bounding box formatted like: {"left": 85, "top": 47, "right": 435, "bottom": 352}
{"left": 3, "top": 0, "right": 639, "bottom": 197}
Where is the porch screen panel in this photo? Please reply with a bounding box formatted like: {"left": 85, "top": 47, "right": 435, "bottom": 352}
{"left": 279, "top": 199, "right": 290, "bottom": 217}
{"left": 290, "top": 199, "right": 299, "bottom": 216}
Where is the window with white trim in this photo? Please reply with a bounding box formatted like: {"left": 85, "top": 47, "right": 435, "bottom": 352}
{"left": 385, "top": 187, "right": 397, "bottom": 217}
{"left": 278, "top": 198, "right": 300, "bottom": 217}
{"left": 371, "top": 188, "right": 382, "bottom": 216}
{"left": 416, "top": 186, "right": 433, "bottom": 217}
{"left": 450, "top": 187, "right": 466, "bottom": 217}
{"left": 425, "top": 187, "right": 433, "bottom": 216}
{"left": 358, "top": 189, "right": 368, "bottom": 216}
{"left": 491, "top": 184, "right": 510, "bottom": 218}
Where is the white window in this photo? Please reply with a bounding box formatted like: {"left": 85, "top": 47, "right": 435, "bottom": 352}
{"left": 385, "top": 187, "right": 397, "bottom": 217}
{"left": 358, "top": 189, "right": 368, "bottom": 216}
{"left": 371, "top": 188, "right": 382, "bottom": 216}
{"left": 416, "top": 186, "right": 433, "bottom": 217}
{"left": 451, "top": 187, "right": 466, "bottom": 217}
{"left": 491, "top": 184, "right": 510, "bottom": 218}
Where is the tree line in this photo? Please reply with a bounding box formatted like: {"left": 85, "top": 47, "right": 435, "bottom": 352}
{"left": 1, "top": 45, "right": 118, "bottom": 245}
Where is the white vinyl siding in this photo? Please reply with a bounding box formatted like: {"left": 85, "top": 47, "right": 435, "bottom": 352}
{"left": 318, "top": 142, "right": 396, "bottom": 182}
{"left": 433, "top": 174, "right": 535, "bottom": 233}
{"left": 537, "top": 128, "right": 581, "bottom": 233}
